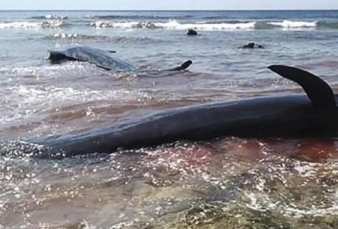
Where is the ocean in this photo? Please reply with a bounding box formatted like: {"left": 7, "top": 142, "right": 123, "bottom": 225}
{"left": 1, "top": 10, "right": 338, "bottom": 228}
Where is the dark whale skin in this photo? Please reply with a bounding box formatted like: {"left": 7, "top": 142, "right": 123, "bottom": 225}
{"left": 38, "top": 94, "right": 338, "bottom": 157}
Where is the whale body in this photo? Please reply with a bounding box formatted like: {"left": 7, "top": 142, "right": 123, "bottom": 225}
{"left": 27, "top": 65, "right": 338, "bottom": 158}
{"left": 48, "top": 46, "right": 192, "bottom": 72}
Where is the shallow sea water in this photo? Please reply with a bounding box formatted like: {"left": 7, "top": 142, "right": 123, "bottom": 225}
{"left": 1, "top": 10, "right": 338, "bottom": 228}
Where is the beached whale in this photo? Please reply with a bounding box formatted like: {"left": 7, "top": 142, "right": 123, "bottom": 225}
{"left": 48, "top": 46, "right": 193, "bottom": 72}
{"left": 24, "top": 65, "right": 338, "bottom": 158}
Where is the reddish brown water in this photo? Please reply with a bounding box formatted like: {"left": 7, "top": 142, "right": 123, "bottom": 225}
{"left": 2, "top": 64, "right": 338, "bottom": 228}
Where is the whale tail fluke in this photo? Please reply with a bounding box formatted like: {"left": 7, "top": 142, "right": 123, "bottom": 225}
{"left": 166, "top": 60, "right": 193, "bottom": 71}
{"left": 268, "top": 65, "right": 336, "bottom": 110}
{"left": 48, "top": 50, "right": 77, "bottom": 63}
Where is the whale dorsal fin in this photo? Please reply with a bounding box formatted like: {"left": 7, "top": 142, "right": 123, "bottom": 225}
{"left": 268, "top": 65, "right": 336, "bottom": 110}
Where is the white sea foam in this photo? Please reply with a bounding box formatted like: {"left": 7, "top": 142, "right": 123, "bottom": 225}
{"left": 0, "top": 20, "right": 63, "bottom": 29}
{"left": 284, "top": 206, "right": 338, "bottom": 217}
{"left": 268, "top": 20, "right": 317, "bottom": 28}
{"left": 44, "top": 14, "right": 68, "bottom": 20}
{"left": 90, "top": 20, "right": 256, "bottom": 30}
{"left": 90, "top": 20, "right": 321, "bottom": 31}
{"left": 0, "top": 79, "right": 150, "bottom": 125}
{"left": 90, "top": 21, "right": 140, "bottom": 28}
{"left": 156, "top": 20, "right": 256, "bottom": 30}
{"left": 53, "top": 33, "right": 79, "bottom": 39}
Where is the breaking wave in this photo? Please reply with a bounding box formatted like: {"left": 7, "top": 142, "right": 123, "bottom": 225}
{"left": 1, "top": 18, "right": 337, "bottom": 31}
{"left": 30, "top": 14, "right": 68, "bottom": 20}
{"left": 90, "top": 20, "right": 257, "bottom": 30}
{"left": 42, "top": 33, "right": 163, "bottom": 43}
{"left": 88, "top": 14, "right": 176, "bottom": 20}
{"left": 45, "top": 33, "right": 105, "bottom": 40}
{"left": 89, "top": 20, "right": 337, "bottom": 30}
{"left": 0, "top": 20, "right": 64, "bottom": 29}
{"left": 268, "top": 20, "right": 317, "bottom": 28}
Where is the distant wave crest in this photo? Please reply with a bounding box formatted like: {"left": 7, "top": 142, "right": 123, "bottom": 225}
{"left": 88, "top": 14, "right": 174, "bottom": 20}
{"left": 89, "top": 19, "right": 333, "bottom": 30}
{"left": 30, "top": 14, "right": 68, "bottom": 20}
{"left": 1, "top": 19, "right": 338, "bottom": 31}
{"left": 0, "top": 20, "right": 64, "bottom": 29}
{"left": 43, "top": 33, "right": 163, "bottom": 44}
{"left": 268, "top": 20, "right": 317, "bottom": 28}
{"left": 90, "top": 20, "right": 257, "bottom": 30}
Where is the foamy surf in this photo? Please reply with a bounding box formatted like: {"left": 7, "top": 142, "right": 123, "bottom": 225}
{"left": 0, "top": 20, "right": 64, "bottom": 29}
{"left": 91, "top": 20, "right": 257, "bottom": 30}
{"left": 155, "top": 20, "right": 256, "bottom": 30}
{"left": 268, "top": 20, "right": 317, "bottom": 28}
{"left": 42, "top": 33, "right": 162, "bottom": 44}
{"left": 0, "top": 82, "right": 152, "bottom": 125}
{"left": 30, "top": 14, "right": 68, "bottom": 20}
{"left": 90, "top": 20, "right": 321, "bottom": 31}
{"left": 0, "top": 19, "right": 333, "bottom": 31}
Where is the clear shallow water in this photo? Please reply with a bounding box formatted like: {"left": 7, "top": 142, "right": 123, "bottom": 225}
{"left": 1, "top": 10, "right": 338, "bottom": 228}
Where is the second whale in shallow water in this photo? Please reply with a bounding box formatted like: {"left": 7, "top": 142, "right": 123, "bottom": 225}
{"left": 29, "top": 65, "right": 338, "bottom": 158}
{"left": 48, "top": 46, "right": 193, "bottom": 73}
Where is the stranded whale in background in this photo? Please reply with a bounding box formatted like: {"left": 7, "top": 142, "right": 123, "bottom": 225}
{"left": 19, "top": 65, "right": 338, "bottom": 158}
{"left": 48, "top": 46, "right": 193, "bottom": 73}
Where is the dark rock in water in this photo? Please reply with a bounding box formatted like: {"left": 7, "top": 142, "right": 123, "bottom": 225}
{"left": 243, "top": 42, "right": 255, "bottom": 49}
{"left": 241, "top": 42, "right": 264, "bottom": 49}
{"left": 187, "top": 29, "right": 198, "bottom": 36}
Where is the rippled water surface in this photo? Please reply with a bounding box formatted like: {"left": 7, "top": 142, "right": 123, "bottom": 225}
{"left": 1, "top": 10, "right": 338, "bottom": 228}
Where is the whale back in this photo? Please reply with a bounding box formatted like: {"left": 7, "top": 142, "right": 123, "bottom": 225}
{"left": 268, "top": 65, "right": 336, "bottom": 110}
{"left": 37, "top": 93, "right": 338, "bottom": 158}
{"left": 50, "top": 46, "right": 136, "bottom": 72}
